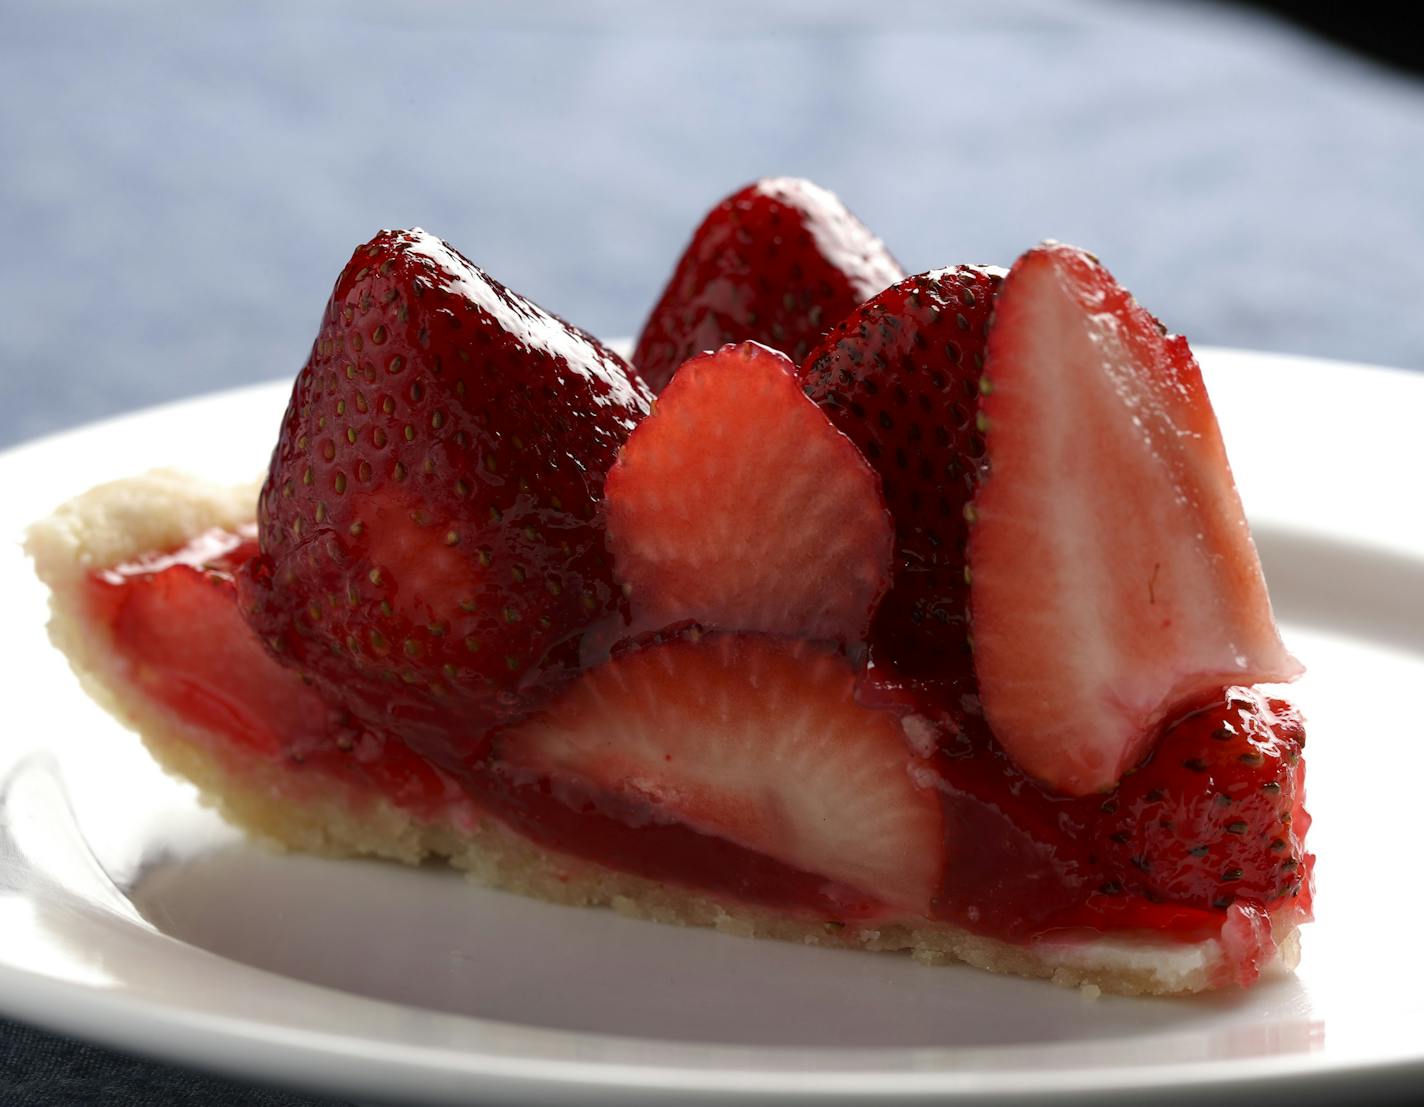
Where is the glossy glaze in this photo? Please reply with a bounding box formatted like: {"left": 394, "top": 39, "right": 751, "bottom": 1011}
{"left": 83, "top": 529, "right": 1310, "bottom": 943}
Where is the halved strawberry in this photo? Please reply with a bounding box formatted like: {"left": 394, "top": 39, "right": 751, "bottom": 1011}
{"left": 241, "top": 229, "right": 653, "bottom": 763}
{"left": 633, "top": 178, "right": 904, "bottom": 392}
{"left": 969, "top": 243, "right": 1301, "bottom": 795}
{"left": 1097, "top": 686, "right": 1312, "bottom": 915}
{"left": 605, "top": 342, "right": 894, "bottom": 644}
{"left": 496, "top": 633, "right": 944, "bottom": 914}
{"left": 801, "top": 265, "right": 1003, "bottom": 690}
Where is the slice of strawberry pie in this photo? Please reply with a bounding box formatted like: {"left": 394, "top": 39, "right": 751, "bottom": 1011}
{"left": 28, "top": 220, "right": 1311, "bottom": 995}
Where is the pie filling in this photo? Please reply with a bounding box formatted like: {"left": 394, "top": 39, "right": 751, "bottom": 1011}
{"left": 88, "top": 528, "right": 1311, "bottom": 946}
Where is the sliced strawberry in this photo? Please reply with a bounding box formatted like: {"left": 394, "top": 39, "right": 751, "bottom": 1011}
{"left": 604, "top": 342, "right": 894, "bottom": 644}
{"left": 969, "top": 243, "right": 1301, "bottom": 795}
{"left": 241, "top": 229, "right": 653, "bottom": 762}
{"left": 98, "top": 528, "right": 325, "bottom": 757}
{"left": 801, "top": 265, "right": 1003, "bottom": 694}
{"left": 90, "top": 530, "right": 457, "bottom": 812}
{"left": 496, "top": 633, "right": 944, "bottom": 914}
{"left": 634, "top": 178, "right": 904, "bottom": 392}
{"left": 1097, "top": 686, "right": 1312, "bottom": 915}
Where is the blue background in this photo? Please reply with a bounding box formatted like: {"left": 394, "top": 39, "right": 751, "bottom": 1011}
{"left": 3, "top": 0, "right": 1423, "bottom": 453}
{"left": 3, "top": 1, "right": 1421, "bottom": 1103}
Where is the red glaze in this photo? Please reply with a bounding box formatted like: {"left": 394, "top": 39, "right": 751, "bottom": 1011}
{"left": 925, "top": 713, "right": 1261, "bottom": 940}
{"left": 88, "top": 533, "right": 460, "bottom": 813}
{"left": 634, "top": 178, "right": 904, "bottom": 393}
{"left": 87, "top": 530, "right": 1310, "bottom": 943}
{"left": 465, "top": 769, "right": 886, "bottom": 919}
{"left": 91, "top": 534, "right": 880, "bottom": 918}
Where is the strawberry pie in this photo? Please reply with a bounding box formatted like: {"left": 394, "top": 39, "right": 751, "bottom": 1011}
{"left": 27, "top": 179, "right": 1311, "bottom": 995}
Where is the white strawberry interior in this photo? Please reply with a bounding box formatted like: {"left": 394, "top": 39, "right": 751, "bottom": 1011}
{"left": 970, "top": 244, "right": 1301, "bottom": 795}
{"left": 605, "top": 342, "right": 893, "bottom": 644}
{"left": 499, "top": 635, "right": 943, "bottom": 914}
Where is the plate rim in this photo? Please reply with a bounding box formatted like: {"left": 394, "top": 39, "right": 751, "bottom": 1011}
{"left": 4, "top": 346, "right": 1423, "bottom": 1105}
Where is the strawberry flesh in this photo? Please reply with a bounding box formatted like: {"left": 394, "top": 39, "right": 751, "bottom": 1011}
{"left": 605, "top": 342, "right": 893, "bottom": 645}
{"left": 633, "top": 178, "right": 904, "bottom": 392}
{"left": 801, "top": 266, "right": 1002, "bottom": 701}
{"left": 496, "top": 632, "right": 944, "bottom": 914}
{"left": 241, "top": 229, "right": 653, "bottom": 763}
{"left": 969, "top": 243, "right": 1301, "bottom": 795}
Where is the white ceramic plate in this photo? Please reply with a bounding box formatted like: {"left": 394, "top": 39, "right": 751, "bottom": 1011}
{"left": 2, "top": 348, "right": 1423, "bottom": 1106}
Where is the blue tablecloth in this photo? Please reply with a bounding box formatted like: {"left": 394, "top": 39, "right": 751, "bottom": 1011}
{"left": 3, "top": 1, "right": 1421, "bottom": 1101}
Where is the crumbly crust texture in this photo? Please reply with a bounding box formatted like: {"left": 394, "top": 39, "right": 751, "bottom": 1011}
{"left": 27, "top": 472, "right": 1302, "bottom": 996}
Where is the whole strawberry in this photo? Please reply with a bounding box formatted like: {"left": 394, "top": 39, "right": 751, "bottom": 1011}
{"left": 241, "top": 229, "right": 653, "bottom": 763}
{"left": 633, "top": 178, "right": 904, "bottom": 392}
{"left": 800, "top": 266, "right": 1003, "bottom": 692}
{"left": 1098, "top": 686, "right": 1312, "bottom": 913}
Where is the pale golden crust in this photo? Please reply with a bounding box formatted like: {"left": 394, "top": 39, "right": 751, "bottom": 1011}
{"left": 26, "top": 472, "right": 1303, "bottom": 996}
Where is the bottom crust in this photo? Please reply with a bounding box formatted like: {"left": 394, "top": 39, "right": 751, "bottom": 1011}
{"left": 27, "top": 471, "right": 1303, "bottom": 997}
